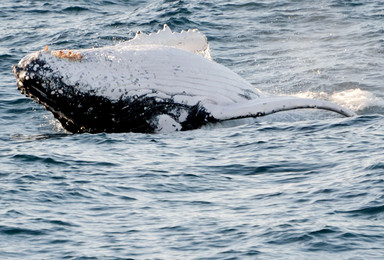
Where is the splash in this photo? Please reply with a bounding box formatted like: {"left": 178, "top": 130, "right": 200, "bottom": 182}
{"left": 118, "top": 24, "right": 212, "bottom": 60}
{"left": 294, "top": 89, "right": 384, "bottom": 112}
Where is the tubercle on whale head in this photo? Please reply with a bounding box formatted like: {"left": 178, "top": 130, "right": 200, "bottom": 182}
{"left": 51, "top": 50, "right": 83, "bottom": 61}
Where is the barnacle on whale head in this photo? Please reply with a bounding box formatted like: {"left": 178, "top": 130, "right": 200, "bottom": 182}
{"left": 44, "top": 45, "right": 83, "bottom": 61}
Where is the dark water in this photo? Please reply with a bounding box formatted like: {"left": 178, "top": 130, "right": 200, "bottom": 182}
{"left": 1, "top": 0, "right": 384, "bottom": 259}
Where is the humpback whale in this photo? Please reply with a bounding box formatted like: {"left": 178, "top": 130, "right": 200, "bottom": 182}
{"left": 13, "top": 25, "right": 356, "bottom": 133}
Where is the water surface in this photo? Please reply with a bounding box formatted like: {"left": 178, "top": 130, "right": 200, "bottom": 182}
{"left": 1, "top": 0, "right": 384, "bottom": 259}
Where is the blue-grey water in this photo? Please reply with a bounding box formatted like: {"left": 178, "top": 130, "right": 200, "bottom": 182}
{"left": 1, "top": 1, "right": 384, "bottom": 259}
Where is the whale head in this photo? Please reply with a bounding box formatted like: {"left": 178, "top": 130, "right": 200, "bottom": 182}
{"left": 12, "top": 46, "right": 216, "bottom": 133}
{"left": 13, "top": 51, "right": 125, "bottom": 133}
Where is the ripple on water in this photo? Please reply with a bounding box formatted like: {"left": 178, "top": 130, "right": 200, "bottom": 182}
{"left": 0, "top": 225, "right": 46, "bottom": 236}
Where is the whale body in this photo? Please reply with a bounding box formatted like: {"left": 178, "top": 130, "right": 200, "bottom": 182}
{"left": 13, "top": 25, "right": 356, "bottom": 133}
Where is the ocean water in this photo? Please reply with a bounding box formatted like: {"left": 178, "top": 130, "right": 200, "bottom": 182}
{"left": 1, "top": 0, "right": 384, "bottom": 259}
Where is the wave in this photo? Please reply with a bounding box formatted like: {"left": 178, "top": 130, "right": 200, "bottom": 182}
{"left": 293, "top": 88, "right": 384, "bottom": 113}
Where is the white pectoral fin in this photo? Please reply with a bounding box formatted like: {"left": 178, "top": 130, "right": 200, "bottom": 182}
{"left": 206, "top": 96, "right": 357, "bottom": 121}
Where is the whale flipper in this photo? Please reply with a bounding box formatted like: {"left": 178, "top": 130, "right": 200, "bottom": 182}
{"left": 207, "top": 96, "right": 356, "bottom": 120}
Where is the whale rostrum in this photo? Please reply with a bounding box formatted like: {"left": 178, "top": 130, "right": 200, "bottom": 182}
{"left": 13, "top": 25, "right": 356, "bottom": 133}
